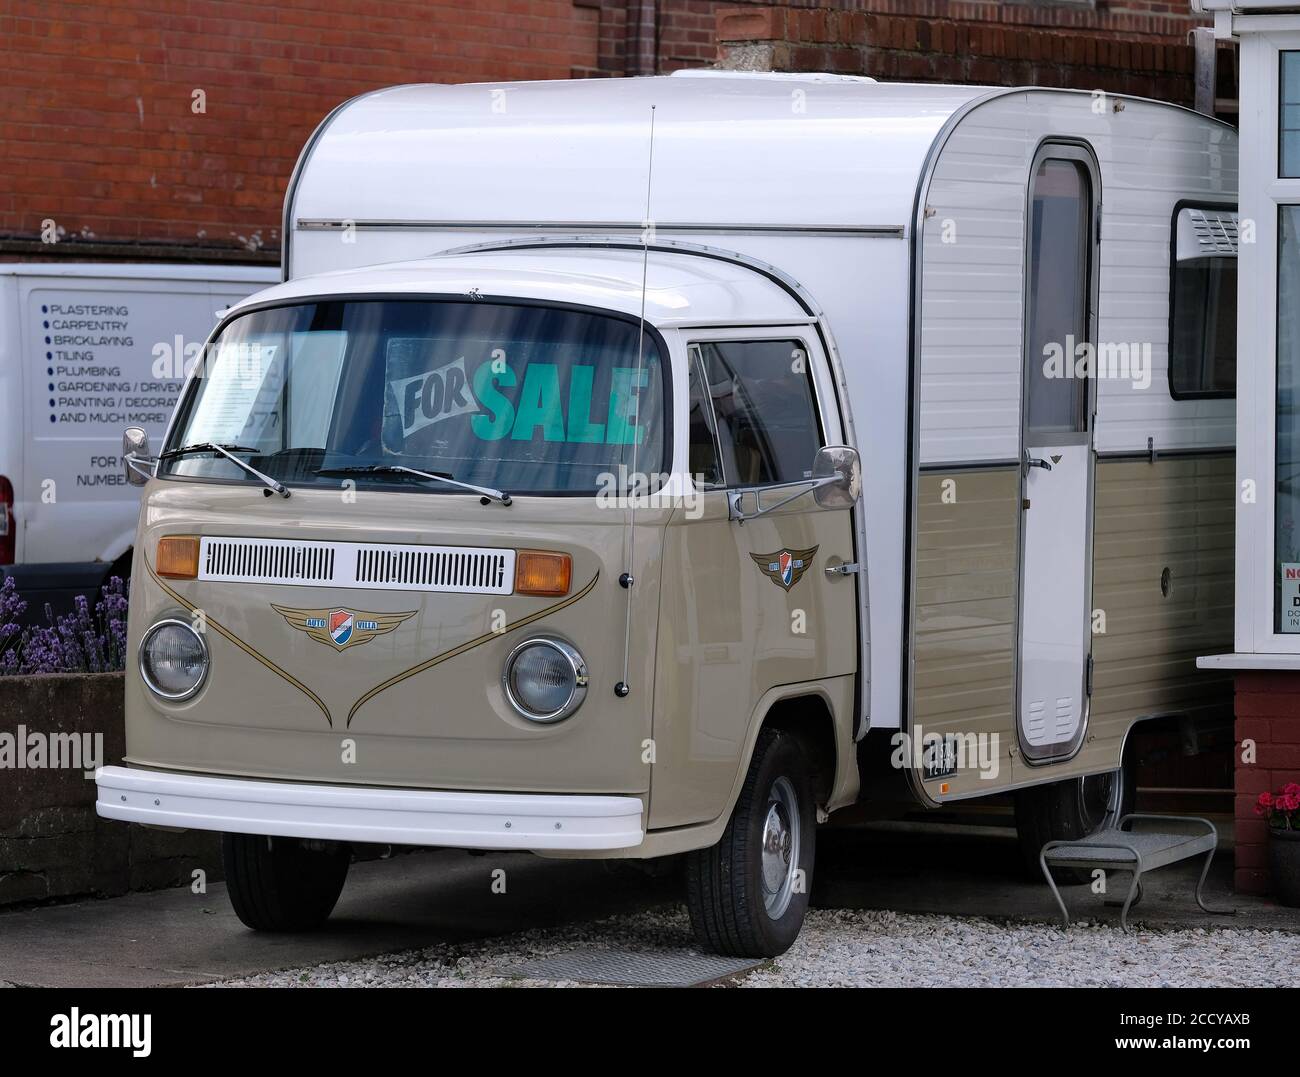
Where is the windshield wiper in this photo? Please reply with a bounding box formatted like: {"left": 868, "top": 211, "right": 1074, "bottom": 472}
{"left": 314, "top": 464, "right": 511, "bottom": 506}
{"left": 162, "top": 442, "right": 290, "bottom": 499}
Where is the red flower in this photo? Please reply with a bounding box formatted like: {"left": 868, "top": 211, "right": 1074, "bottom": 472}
{"left": 1256, "top": 791, "right": 1275, "bottom": 816}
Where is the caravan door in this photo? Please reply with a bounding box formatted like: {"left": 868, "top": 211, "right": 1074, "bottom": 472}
{"left": 1017, "top": 145, "right": 1099, "bottom": 762}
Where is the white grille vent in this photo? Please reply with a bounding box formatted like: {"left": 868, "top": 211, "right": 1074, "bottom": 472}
{"left": 1176, "top": 207, "right": 1239, "bottom": 260}
{"left": 204, "top": 539, "right": 336, "bottom": 584}
{"left": 354, "top": 546, "right": 510, "bottom": 591}
{"left": 197, "top": 536, "right": 515, "bottom": 594}
{"left": 1188, "top": 209, "right": 1239, "bottom": 255}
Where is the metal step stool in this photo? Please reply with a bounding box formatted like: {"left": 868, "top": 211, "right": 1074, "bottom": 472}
{"left": 1039, "top": 813, "right": 1236, "bottom": 931}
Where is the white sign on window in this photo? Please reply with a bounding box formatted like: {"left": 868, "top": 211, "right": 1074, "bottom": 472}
{"left": 1281, "top": 564, "right": 1300, "bottom": 633}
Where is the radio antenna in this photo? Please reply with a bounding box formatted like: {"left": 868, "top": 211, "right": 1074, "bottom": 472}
{"left": 615, "top": 105, "right": 656, "bottom": 700}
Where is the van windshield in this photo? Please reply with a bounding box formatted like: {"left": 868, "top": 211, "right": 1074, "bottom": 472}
{"left": 161, "top": 299, "right": 666, "bottom": 495}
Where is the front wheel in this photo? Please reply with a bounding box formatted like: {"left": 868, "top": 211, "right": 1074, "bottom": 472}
{"left": 685, "top": 729, "right": 816, "bottom": 958}
{"left": 222, "top": 833, "right": 351, "bottom": 932}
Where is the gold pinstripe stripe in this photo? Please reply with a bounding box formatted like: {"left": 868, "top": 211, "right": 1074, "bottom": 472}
{"left": 345, "top": 572, "right": 601, "bottom": 727}
{"left": 146, "top": 559, "right": 334, "bottom": 726}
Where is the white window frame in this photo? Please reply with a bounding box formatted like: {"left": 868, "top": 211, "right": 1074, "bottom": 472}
{"left": 1236, "top": 30, "right": 1300, "bottom": 652}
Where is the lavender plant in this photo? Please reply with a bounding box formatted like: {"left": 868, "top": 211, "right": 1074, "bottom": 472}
{"left": 0, "top": 575, "right": 130, "bottom": 675}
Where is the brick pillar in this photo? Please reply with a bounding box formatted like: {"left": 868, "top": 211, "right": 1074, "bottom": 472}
{"left": 1234, "top": 671, "right": 1300, "bottom": 895}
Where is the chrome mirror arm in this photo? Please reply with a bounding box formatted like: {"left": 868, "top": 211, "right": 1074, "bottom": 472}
{"left": 727, "top": 475, "right": 838, "bottom": 522}
{"left": 124, "top": 452, "right": 157, "bottom": 482}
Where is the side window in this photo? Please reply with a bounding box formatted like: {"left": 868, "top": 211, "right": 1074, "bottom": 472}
{"left": 691, "top": 339, "right": 823, "bottom": 487}
{"left": 1169, "top": 206, "right": 1238, "bottom": 399}
{"left": 686, "top": 345, "right": 724, "bottom": 486}
{"left": 1025, "top": 155, "right": 1092, "bottom": 437}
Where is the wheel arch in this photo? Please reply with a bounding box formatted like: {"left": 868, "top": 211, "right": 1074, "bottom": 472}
{"left": 761, "top": 694, "right": 839, "bottom": 809}
{"left": 729, "top": 678, "right": 859, "bottom": 822}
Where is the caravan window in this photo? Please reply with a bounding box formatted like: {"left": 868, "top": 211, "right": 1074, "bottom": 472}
{"left": 1169, "top": 206, "right": 1238, "bottom": 399}
{"left": 1025, "top": 156, "right": 1093, "bottom": 436}
{"left": 688, "top": 339, "right": 824, "bottom": 487}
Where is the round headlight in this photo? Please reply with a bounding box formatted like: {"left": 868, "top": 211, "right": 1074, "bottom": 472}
{"left": 139, "top": 619, "right": 209, "bottom": 701}
{"left": 502, "top": 637, "right": 588, "bottom": 723}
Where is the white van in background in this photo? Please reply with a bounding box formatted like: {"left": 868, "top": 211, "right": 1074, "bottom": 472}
{"left": 0, "top": 264, "right": 278, "bottom": 614}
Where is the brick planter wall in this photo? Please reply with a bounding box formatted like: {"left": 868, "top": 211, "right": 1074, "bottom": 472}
{"left": 0, "top": 673, "right": 221, "bottom": 906}
{"left": 1234, "top": 671, "right": 1300, "bottom": 896}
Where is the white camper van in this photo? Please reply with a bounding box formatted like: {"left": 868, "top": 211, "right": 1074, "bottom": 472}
{"left": 0, "top": 263, "right": 277, "bottom": 612}
{"left": 97, "top": 75, "right": 1238, "bottom": 957}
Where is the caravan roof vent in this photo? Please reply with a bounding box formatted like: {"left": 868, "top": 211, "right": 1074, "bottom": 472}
{"left": 671, "top": 69, "right": 878, "bottom": 84}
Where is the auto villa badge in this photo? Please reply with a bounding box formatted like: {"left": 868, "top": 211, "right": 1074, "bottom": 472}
{"left": 271, "top": 605, "right": 417, "bottom": 651}
{"left": 750, "top": 546, "right": 819, "bottom": 591}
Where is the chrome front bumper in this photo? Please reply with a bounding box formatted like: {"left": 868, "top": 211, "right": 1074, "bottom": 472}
{"left": 95, "top": 766, "right": 645, "bottom": 851}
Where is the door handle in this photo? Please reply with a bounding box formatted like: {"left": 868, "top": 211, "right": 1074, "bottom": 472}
{"left": 824, "top": 561, "right": 861, "bottom": 577}
{"left": 1022, "top": 452, "right": 1052, "bottom": 473}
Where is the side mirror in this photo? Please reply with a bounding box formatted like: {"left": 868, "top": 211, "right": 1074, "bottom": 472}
{"left": 812, "top": 445, "right": 861, "bottom": 509}
{"left": 123, "top": 427, "right": 154, "bottom": 487}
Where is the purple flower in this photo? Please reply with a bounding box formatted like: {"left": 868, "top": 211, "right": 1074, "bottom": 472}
{"left": 0, "top": 575, "right": 131, "bottom": 675}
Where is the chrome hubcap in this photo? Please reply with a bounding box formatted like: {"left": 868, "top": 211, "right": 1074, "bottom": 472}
{"left": 760, "top": 776, "right": 800, "bottom": 920}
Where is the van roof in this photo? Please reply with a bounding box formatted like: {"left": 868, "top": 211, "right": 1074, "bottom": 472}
{"left": 0, "top": 263, "right": 278, "bottom": 282}
{"left": 290, "top": 75, "right": 996, "bottom": 239}
{"left": 228, "top": 246, "right": 809, "bottom": 328}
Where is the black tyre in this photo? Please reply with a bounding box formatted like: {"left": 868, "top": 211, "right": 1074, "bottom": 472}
{"left": 222, "top": 833, "right": 351, "bottom": 932}
{"left": 685, "top": 729, "right": 816, "bottom": 958}
{"left": 1014, "top": 763, "right": 1135, "bottom": 884}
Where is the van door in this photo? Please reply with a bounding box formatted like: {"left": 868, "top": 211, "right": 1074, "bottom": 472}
{"left": 1017, "top": 145, "right": 1100, "bottom": 762}
{"left": 649, "top": 329, "right": 860, "bottom": 828}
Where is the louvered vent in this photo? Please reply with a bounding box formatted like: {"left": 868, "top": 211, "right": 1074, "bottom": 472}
{"left": 1187, "top": 208, "right": 1239, "bottom": 256}
{"left": 196, "top": 537, "right": 515, "bottom": 594}
{"left": 203, "top": 538, "right": 335, "bottom": 584}
{"left": 354, "top": 547, "right": 510, "bottom": 592}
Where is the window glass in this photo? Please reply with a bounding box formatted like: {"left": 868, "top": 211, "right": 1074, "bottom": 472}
{"left": 1025, "top": 157, "right": 1092, "bottom": 436}
{"left": 1170, "top": 208, "right": 1238, "bottom": 397}
{"left": 1282, "top": 52, "right": 1300, "bottom": 179}
{"left": 162, "top": 300, "right": 666, "bottom": 495}
{"left": 686, "top": 346, "right": 723, "bottom": 486}
{"left": 1276, "top": 207, "right": 1300, "bottom": 632}
{"left": 693, "top": 339, "right": 822, "bottom": 487}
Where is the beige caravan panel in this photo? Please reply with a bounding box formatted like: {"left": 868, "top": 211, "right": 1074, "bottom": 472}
{"left": 994, "top": 452, "right": 1235, "bottom": 791}
{"left": 910, "top": 467, "right": 1020, "bottom": 801}
{"left": 907, "top": 456, "right": 1234, "bottom": 802}
{"left": 1087, "top": 454, "right": 1235, "bottom": 740}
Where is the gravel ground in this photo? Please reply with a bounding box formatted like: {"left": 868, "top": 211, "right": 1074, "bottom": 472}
{"left": 215, "top": 906, "right": 1300, "bottom": 988}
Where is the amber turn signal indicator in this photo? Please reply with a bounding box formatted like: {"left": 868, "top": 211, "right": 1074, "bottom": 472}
{"left": 156, "top": 536, "right": 200, "bottom": 579}
{"left": 515, "top": 550, "right": 572, "bottom": 597}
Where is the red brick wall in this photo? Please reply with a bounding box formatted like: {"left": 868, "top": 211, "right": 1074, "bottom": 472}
{"left": 713, "top": 2, "right": 1206, "bottom": 103}
{"left": 1234, "top": 672, "right": 1300, "bottom": 895}
{"left": 0, "top": 0, "right": 601, "bottom": 262}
